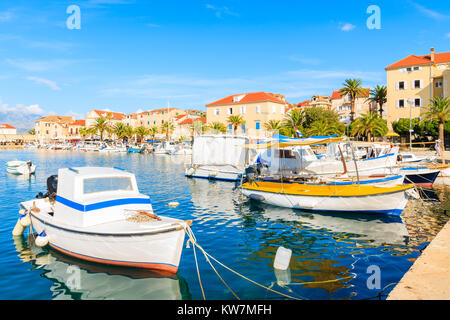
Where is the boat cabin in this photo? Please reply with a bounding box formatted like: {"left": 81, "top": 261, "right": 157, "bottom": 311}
{"left": 53, "top": 167, "right": 152, "bottom": 227}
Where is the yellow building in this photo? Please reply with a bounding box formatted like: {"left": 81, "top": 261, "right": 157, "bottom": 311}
{"left": 331, "top": 88, "right": 374, "bottom": 124}
{"left": 386, "top": 48, "right": 450, "bottom": 128}
{"left": 34, "top": 115, "right": 75, "bottom": 143}
{"left": 206, "top": 92, "right": 289, "bottom": 136}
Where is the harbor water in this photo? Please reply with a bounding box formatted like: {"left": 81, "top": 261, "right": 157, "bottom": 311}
{"left": 0, "top": 150, "right": 448, "bottom": 300}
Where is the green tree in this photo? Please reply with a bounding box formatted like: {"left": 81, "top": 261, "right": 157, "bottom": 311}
{"left": 306, "top": 120, "right": 341, "bottom": 137}
{"left": 89, "top": 117, "right": 111, "bottom": 141}
{"left": 148, "top": 125, "right": 159, "bottom": 143}
{"left": 208, "top": 121, "right": 227, "bottom": 134}
{"left": 111, "top": 122, "right": 128, "bottom": 141}
{"left": 350, "top": 112, "right": 388, "bottom": 141}
{"left": 339, "top": 79, "right": 365, "bottom": 122}
{"left": 227, "top": 115, "right": 245, "bottom": 135}
{"left": 367, "top": 85, "right": 387, "bottom": 119}
{"left": 422, "top": 96, "right": 450, "bottom": 149}
{"left": 282, "top": 109, "right": 305, "bottom": 137}
{"left": 161, "top": 121, "right": 175, "bottom": 140}
{"left": 27, "top": 129, "right": 35, "bottom": 135}
{"left": 78, "top": 127, "right": 89, "bottom": 143}
{"left": 134, "top": 126, "right": 149, "bottom": 143}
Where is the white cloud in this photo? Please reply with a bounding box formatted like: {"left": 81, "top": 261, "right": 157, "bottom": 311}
{"left": 412, "top": 2, "right": 450, "bottom": 20}
{"left": 99, "top": 68, "right": 384, "bottom": 107}
{"left": 206, "top": 4, "right": 238, "bottom": 18}
{"left": 0, "top": 9, "right": 15, "bottom": 22}
{"left": 0, "top": 98, "right": 45, "bottom": 131}
{"left": 6, "top": 58, "right": 81, "bottom": 72}
{"left": 26, "top": 76, "right": 61, "bottom": 91}
{"left": 340, "top": 23, "right": 356, "bottom": 32}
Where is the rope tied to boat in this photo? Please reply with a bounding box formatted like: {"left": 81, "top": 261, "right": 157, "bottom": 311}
{"left": 182, "top": 223, "right": 302, "bottom": 300}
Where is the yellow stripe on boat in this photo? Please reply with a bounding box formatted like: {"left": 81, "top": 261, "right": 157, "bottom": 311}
{"left": 241, "top": 181, "right": 413, "bottom": 197}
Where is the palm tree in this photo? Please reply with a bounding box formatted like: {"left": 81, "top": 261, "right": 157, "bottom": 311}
{"left": 350, "top": 112, "right": 388, "bottom": 142}
{"left": 422, "top": 96, "right": 450, "bottom": 151}
{"left": 306, "top": 120, "right": 340, "bottom": 137}
{"left": 264, "top": 120, "right": 283, "bottom": 132}
{"left": 149, "top": 125, "right": 159, "bottom": 143}
{"left": 339, "top": 78, "right": 365, "bottom": 122}
{"left": 227, "top": 115, "right": 245, "bottom": 134}
{"left": 89, "top": 117, "right": 111, "bottom": 141}
{"left": 134, "top": 126, "right": 149, "bottom": 143}
{"left": 282, "top": 109, "right": 305, "bottom": 137}
{"left": 208, "top": 121, "right": 227, "bottom": 134}
{"left": 111, "top": 122, "right": 127, "bottom": 142}
{"left": 161, "top": 121, "right": 175, "bottom": 141}
{"left": 78, "top": 127, "right": 89, "bottom": 143}
{"left": 367, "top": 85, "right": 387, "bottom": 118}
{"left": 191, "top": 120, "right": 207, "bottom": 136}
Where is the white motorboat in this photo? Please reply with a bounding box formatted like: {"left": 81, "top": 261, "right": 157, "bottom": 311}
{"left": 169, "top": 144, "right": 192, "bottom": 156}
{"left": 398, "top": 152, "right": 433, "bottom": 164}
{"left": 16, "top": 167, "right": 191, "bottom": 273}
{"left": 6, "top": 160, "right": 36, "bottom": 175}
{"left": 185, "top": 135, "right": 257, "bottom": 181}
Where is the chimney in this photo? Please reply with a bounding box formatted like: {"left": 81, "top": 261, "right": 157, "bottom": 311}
{"left": 431, "top": 48, "right": 435, "bottom": 62}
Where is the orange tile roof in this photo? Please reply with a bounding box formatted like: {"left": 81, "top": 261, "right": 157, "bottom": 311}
{"left": 296, "top": 100, "right": 311, "bottom": 107}
{"left": 38, "top": 115, "right": 74, "bottom": 123}
{"left": 207, "top": 92, "right": 287, "bottom": 107}
{"left": 93, "top": 110, "right": 125, "bottom": 120}
{"left": 331, "top": 88, "right": 370, "bottom": 100}
{"left": 385, "top": 51, "right": 450, "bottom": 70}
{"left": 174, "top": 114, "right": 186, "bottom": 120}
{"left": 69, "top": 120, "right": 86, "bottom": 126}
{"left": 179, "top": 117, "right": 206, "bottom": 125}
{"left": 0, "top": 124, "right": 16, "bottom": 129}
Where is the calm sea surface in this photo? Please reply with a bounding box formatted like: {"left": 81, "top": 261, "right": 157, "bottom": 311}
{"left": 0, "top": 150, "right": 448, "bottom": 300}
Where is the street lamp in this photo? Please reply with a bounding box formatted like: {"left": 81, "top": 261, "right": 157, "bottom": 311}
{"left": 407, "top": 99, "right": 415, "bottom": 151}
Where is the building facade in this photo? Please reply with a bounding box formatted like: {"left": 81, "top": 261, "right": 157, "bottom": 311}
{"left": 85, "top": 110, "right": 126, "bottom": 128}
{"left": 385, "top": 48, "right": 450, "bottom": 128}
{"left": 0, "top": 124, "right": 17, "bottom": 135}
{"left": 206, "top": 92, "right": 289, "bottom": 136}
{"left": 331, "top": 89, "right": 374, "bottom": 124}
{"left": 35, "top": 115, "right": 75, "bottom": 143}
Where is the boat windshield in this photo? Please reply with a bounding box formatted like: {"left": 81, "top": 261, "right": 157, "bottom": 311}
{"left": 83, "top": 176, "right": 134, "bottom": 194}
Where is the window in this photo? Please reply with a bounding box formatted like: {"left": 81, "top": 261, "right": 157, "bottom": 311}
{"left": 228, "top": 124, "right": 233, "bottom": 131}
{"left": 435, "top": 81, "right": 443, "bottom": 88}
{"left": 414, "top": 98, "right": 422, "bottom": 107}
{"left": 228, "top": 107, "right": 233, "bottom": 115}
{"left": 83, "top": 177, "right": 134, "bottom": 194}
{"left": 413, "top": 67, "right": 420, "bottom": 71}
{"left": 406, "top": 67, "right": 412, "bottom": 72}
{"left": 398, "top": 99, "right": 405, "bottom": 108}
{"left": 242, "top": 124, "right": 246, "bottom": 133}
{"left": 280, "top": 106, "right": 285, "bottom": 114}
{"left": 255, "top": 121, "right": 260, "bottom": 130}
{"left": 240, "top": 106, "right": 246, "bottom": 114}
{"left": 398, "top": 81, "right": 406, "bottom": 90}
{"left": 413, "top": 80, "right": 421, "bottom": 89}
{"left": 276, "top": 149, "right": 296, "bottom": 159}
{"left": 272, "top": 105, "right": 277, "bottom": 113}
{"left": 255, "top": 105, "right": 261, "bottom": 113}
{"left": 214, "top": 108, "right": 220, "bottom": 116}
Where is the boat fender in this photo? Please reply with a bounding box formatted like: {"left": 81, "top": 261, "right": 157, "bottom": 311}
{"left": 186, "top": 168, "right": 196, "bottom": 176}
{"left": 35, "top": 231, "right": 49, "bottom": 247}
{"left": 168, "top": 201, "right": 180, "bottom": 207}
{"left": 19, "top": 212, "right": 31, "bottom": 227}
{"left": 12, "top": 219, "right": 25, "bottom": 236}
{"left": 249, "top": 194, "right": 265, "bottom": 201}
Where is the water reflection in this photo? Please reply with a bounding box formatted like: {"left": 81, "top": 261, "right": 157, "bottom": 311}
{"left": 12, "top": 234, "right": 191, "bottom": 300}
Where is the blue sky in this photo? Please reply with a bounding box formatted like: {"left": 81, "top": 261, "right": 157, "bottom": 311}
{"left": 0, "top": 0, "right": 449, "bottom": 130}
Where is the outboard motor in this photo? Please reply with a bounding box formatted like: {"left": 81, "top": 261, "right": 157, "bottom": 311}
{"left": 37, "top": 175, "right": 58, "bottom": 200}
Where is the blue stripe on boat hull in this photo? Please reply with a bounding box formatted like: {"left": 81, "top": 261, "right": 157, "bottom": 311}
{"left": 56, "top": 196, "right": 151, "bottom": 212}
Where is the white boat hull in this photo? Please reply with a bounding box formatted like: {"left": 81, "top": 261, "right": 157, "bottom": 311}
{"left": 6, "top": 161, "right": 36, "bottom": 175}
{"left": 28, "top": 213, "right": 186, "bottom": 273}
{"left": 241, "top": 188, "right": 410, "bottom": 215}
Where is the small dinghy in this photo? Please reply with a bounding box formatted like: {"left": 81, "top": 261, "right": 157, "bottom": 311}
{"left": 15, "top": 167, "right": 191, "bottom": 273}
{"left": 6, "top": 160, "right": 36, "bottom": 175}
